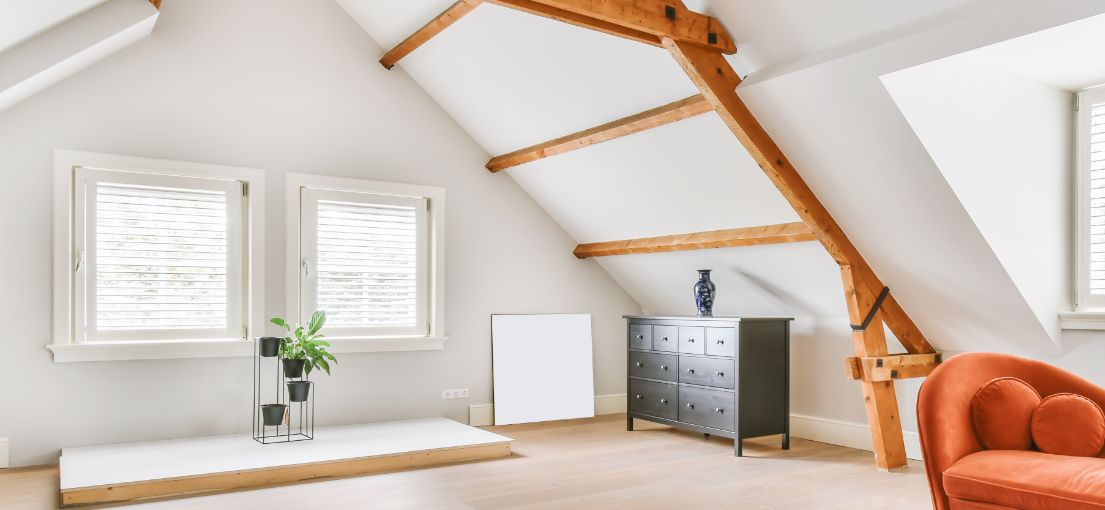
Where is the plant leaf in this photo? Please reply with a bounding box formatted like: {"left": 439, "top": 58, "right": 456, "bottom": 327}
{"left": 307, "top": 310, "right": 326, "bottom": 336}
{"left": 270, "top": 317, "right": 290, "bottom": 331}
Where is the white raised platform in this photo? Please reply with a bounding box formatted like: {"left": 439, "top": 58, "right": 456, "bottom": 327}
{"left": 59, "top": 418, "right": 512, "bottom": 507}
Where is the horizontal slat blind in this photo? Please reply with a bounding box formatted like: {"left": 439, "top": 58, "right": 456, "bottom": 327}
{"left": 316, "top": 199, "right": 418, "bottom": 328}
{"left": 94, "top": 182, "right": 229, "bottom": 330}
{"left": 1091, "top": 100, "right": 1105, "bottom": 294}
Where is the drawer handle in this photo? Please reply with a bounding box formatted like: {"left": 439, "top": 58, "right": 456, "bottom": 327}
{"left": 635, "top": 362, "right": 644, "bottom": 367}
{"left": 686, "top": 368, "right": 696, "bottom": 375}
{"left": 716, "top": 339, "right": 725, "bottom": 345}
{"left": 660, "top": 398, "right": 668, "bottom": 405}
{"left": 636, "top": 334, "right": 644, "bottom": 340}
{"left": 660, "top": 365, "right": 668, "bottom": 370}
{"left": 715, "top": 371, "right": 725, "bottom": 377}
{"left": 686, "top": 403, "right": 695, "bottom": 409}
{"left": 661, "top": 337, "right": 669, "bottom": 342}
{"left": 687, "top": 338, "right": 695, "bottom": 343}
{"left": 714, "top": 408, "right": 724, "bottom": 414}
{"left": 635, "top": 394, "right": 643, "bottom": 400}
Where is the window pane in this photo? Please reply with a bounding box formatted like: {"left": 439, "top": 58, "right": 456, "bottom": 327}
{"left": 1091, "top": 101, "right": 1105, "bottom": 294}
{"left": 316, "top": 199, "right": 418, "bottom": 328}
{"left": 95, "top": 182, "right": 229, "bottom": 330}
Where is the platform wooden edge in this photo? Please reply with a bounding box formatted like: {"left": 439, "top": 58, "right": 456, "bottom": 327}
{"left": 59, "top": 441, "right": 513, "bottom": 507}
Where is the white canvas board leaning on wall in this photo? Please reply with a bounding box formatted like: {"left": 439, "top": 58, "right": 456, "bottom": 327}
{"left": 491, "top": 314, "right": 595, "bottom": 426}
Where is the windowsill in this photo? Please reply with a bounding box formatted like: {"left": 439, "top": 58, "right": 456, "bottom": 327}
{"left": 47, "top": 336, "right": 448, "bottom": 362}
{"left": 1059, "top": 311, "right": 1105, "bottom": 330}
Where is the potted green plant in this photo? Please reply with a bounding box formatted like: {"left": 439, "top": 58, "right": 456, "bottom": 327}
{"left": 271, "top": 310, "right": 337, "bottom": 402}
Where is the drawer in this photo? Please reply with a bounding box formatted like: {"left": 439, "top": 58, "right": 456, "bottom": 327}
{"left": 678, "top": 356, "right": 735, "bottom": 389}
{"left": 653, "top": 325, "right": 678, "bottom": 352}
{"left": 629, "top": 351, "right": 677, "bottom": 382}
{"left": 679, "top": 385, "right": 735, "bottom": 432}
{"left": 706, "top": 327, "right": 736, "bottom": 357}
{"left": 629, "top": 324, "right": 652, "bottom": 350}
{"left": 678, "top": 326, "right": 705, "bottom": 355}
{"left": 629, "top": 378, "right": 678, "bottom": 420}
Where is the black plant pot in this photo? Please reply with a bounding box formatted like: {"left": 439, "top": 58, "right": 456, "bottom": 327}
{"left": 260, "top": 404, "right": 287, "bottom": 426}
{"left": 259, "top": 337, "right": 282, "bottom": 357}
{"left": 287, "top": 381, "right": 312, "bottom": 402}
{"left": 282, "top": 358, "right": 305, "bottom": 378}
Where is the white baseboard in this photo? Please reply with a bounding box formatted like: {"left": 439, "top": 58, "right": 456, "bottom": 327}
{"left": 468, "top": 401, "right": 922, "bottom": 461}
{"left": 469, "top": 393, "right": 627, "bottom": 427}
{"left": 789, "top": 414, "right": 922, "bottom": 461}
{"left": 0, "top": 437, "right": 8, "bottom": 468}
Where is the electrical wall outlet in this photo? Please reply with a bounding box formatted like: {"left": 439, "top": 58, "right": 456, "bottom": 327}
{"left": 442, "top": 388, "right": 470, "bottom": 400}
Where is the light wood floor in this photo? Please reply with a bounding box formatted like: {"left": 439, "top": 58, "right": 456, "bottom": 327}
{"left": 0, "top": 414, "right": 934, "bottom": 509}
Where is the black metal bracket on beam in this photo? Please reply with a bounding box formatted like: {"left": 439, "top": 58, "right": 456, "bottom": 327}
{"left": 665, "top": 5, "right": 676, "bottom": 19}
{"left": 850, "top": 286, "right": 890, "bottom": 332}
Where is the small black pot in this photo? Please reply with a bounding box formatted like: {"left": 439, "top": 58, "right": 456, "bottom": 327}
{"left": 260, "top": 404, "right": 287, "bottom": 426}
{"left": 287, "top": 381, "right": 312, "bottom": 402}
{"left": 259, "top": 337, "right": 282, "bottom": 357}
{"left": 282, "top": 358, "right": 305, "bottom": 378}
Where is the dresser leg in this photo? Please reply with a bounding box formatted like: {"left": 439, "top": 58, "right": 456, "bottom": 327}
{"left": 735, "top": 438, "right": 743, "bottom": 457}
{"left": 782, "top": 432, "right": 790, "bottom": 450}
{"left": 627, "top": 415, "right": 634, "bottom": 431}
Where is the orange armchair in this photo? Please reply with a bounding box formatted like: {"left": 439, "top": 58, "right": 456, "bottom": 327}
{"left": 917, "top": 352, "right": 1105, "bottom": 510}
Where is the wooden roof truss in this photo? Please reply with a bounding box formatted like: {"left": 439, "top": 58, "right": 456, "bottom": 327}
{"left": 380, "top": 0, "right": 938, "bottom": 470}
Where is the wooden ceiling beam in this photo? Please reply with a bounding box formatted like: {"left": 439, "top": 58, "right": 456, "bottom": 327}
{"left": 662, "top": 38, "right": 933, "bottom": 356}
{"left": 379, "top": 0, "right": 483, "bottom": 70}
{"left": 487, "top": 94, "right": 712, "bottom": 172}
{"left": 489, "top": 0, "right": 662, "bottom": 47}
{"left": 149, "top": 0, "right": 161, "bottom": 9}
{"left": 511, "top": 0, "right": 734, "bottom": 54}
{"left": 573, "top": 222, "right": 815, "bottom": 258}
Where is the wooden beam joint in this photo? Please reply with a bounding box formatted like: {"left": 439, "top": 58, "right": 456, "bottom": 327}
{"left": 844, "top": 353, "right": 942, "bottom": 382}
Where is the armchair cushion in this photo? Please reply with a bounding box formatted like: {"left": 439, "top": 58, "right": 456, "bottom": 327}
{"left": 1031, "top": 393, "right": 1105, "bottom": 457}
{"left": 944, "top": 450, "right": 1105, "bottom": 510}
{"left": 971, "top": 377, "right": 1040, "bottom": 450}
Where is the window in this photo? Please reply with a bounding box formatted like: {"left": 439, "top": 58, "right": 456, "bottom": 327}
{"left": 1076, "top": 87, "right": 1105, "bottom": 310}
{"left": 286, "top": 173, "right": 444, "bottom": 343}
{"left": 52, "top": 151, "right": 265, "bottom": 361}
{"left": 75, "top": 169, "right": 245, "bottom": 341}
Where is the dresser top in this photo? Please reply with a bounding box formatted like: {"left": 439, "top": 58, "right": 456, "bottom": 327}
{"left": 623, "top": 315, "right": 793, "bottom": 322}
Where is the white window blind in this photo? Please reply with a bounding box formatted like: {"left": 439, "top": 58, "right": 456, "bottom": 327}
{"left": 1089, "top": 98, "right": 1105, "bottom": 296}
{"left": 300, "top": 188, "right": 428, "bottom": 337}
{"left": 75, "top": 168, "right": 245, "bottom": 342}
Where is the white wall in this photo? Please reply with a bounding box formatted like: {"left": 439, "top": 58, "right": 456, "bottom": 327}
{"left": 883, "top": 59, "right": 1072, "bottom": 350}
{"left": 0, "top": 0, "right": 640, "bottom": 466}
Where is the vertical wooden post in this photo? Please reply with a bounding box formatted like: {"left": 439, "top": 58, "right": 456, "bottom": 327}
{"left": 841, "top": 265, "right": 908, "bottom": 470}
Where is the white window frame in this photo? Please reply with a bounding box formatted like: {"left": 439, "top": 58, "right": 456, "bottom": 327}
{"left": 285, "top": 172, "right": 446, "bottom": 352}
{"left": 1074, "top": 87, "right": 1105, "bottom": 312}
{"left": 51, "top": 150, "right": 266, "bottom": 362}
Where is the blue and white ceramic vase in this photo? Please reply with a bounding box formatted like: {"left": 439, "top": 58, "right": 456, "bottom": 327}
{"left": 693, "top": 269, "right": 716, "bottom": 317}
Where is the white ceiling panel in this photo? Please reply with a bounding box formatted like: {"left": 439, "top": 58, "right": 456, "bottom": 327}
{"left": 337, "top": 1, "right": 698, "bottom": 154}
{"left": 505, "top": 113, "right": 799, "bottom": 243}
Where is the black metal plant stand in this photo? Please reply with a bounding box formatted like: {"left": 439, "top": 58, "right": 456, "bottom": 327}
{"left": 253, "top": 337, "right": 315, "bottom": 444}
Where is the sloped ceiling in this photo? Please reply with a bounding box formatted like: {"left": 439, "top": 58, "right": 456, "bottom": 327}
{"left": 336, "top": 0, "right": 1105, "bottom": 355}
{"left": 337, "top": 0, "right": 837, "bottom": 322}
{"left": 0, "top": 0, "right": 108, "bottom": 52}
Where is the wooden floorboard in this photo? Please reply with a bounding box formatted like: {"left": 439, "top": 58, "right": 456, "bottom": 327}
{"left": 1, "top": 414, "right": 933, "bottom": 509}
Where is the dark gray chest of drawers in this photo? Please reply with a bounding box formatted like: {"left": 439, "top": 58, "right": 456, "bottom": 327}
{"left": 624, "top": 315, "right": 791, "bottom": 456}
